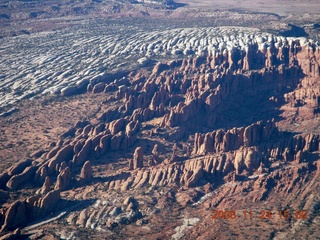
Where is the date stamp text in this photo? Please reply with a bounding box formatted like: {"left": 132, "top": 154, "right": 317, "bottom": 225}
{"left": 212, "top": 210, "right": 308, "bottom": 220}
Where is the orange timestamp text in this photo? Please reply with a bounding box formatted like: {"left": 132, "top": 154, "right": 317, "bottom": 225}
{"left": 212, "top": 210, "right": 308, "bottom": 220}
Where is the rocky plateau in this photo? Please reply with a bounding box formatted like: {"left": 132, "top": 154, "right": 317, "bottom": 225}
{"left": 0, "top": 0, "right": 320, "bottom": 240}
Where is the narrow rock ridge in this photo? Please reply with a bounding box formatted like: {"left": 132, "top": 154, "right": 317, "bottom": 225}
{"left": 193, "top": 120, "right": 277, "bottom": 155}
{"left": 0, "top": 190, "right": 61, "bottom": 232}
{"left": 99, "top": 126, "right": 320, "bottom": 192}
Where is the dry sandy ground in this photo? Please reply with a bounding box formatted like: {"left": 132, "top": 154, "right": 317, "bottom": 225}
{"left": 175, "top": 0, "right": 320, "bottom": 16}
{"left": 0, "top": 93, "right": 109, "bottom": 174}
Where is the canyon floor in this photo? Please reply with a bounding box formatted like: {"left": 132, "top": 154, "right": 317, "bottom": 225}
{"left": 0, "top": 1, "right": 320, "bottom": 240}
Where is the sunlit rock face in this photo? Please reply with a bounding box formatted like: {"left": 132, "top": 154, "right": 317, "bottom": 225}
{"left": 1, "top": 2, "right": 320, "bottom": 237}
{"left": 1, "top": 24, "right": 319, "bottom": 110}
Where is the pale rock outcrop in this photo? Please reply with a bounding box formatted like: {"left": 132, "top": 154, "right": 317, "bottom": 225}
{"left": 149, "top": 89, "right": 170, "bottom": 110}
{"left": 6, "top": 166, "right": 38, "bottom": 190}
{"left": 54, "top": 167, "right": 71, "bottom": 191}
{"left": 92, "top": 123, "right": 105, "bottom": 136}
{"left": 151, "top": 144, "right": 161, "bottom": 164}
{"left": 0, "top": 159, "right": 33, "bottom": 189}
{"left": 0, "top": 189, "right": 60, "bottom": 232}
{"left": 61, "top": 86, "right": 77, "bottom": 96}
{"left": 99, "top": 134, "right": 112, "bottom": 154}
{"left": 8, "top": 159, "right": 32, "bottom": 176}
{"left": 46, "top": 146, "right": 60, "bottom": 159}
{"left": 37, "top": 189, "right": 61, "bottom": 210}
{"left": 193, "top": 120, "right": 277, "bottom": 155}
{"left": 176, "top": 190, "right": 202, "bottom": 207}
{"left": 152, "top": 62, "right": 169, "bottom": 75}
{"left": 110, "top": 133, "right": 123, "bottom": 151}
{"left": 80, "top": 161, "right": 93, "bottom": 182}
{"left": 234, "top": 148, "right": 261, "bottom": 175}
{"left": 82, "top": 124, "right": 93, "bottom": 136}
{"left": 116, "top": 85, "right": 128, "bottom": 99}
{"left": 128, "top": 159, "right": 134, "bottom": 170}
{"left": 104, "top": 82, "right": 118, "bottom": 93}
{"left": 92, "top": 82, "right": 105, "bottom": 93}
{"left": 59, "top": 161, "right": 68, "bottom": 172}
{"left": 0, "top": 201, "right": 27, "bottom": 232}
{"left": 185, "top": 165, "right": 203, "bottom": 188}
{"left": 47, "top": 144, "right": 74, "bottom": 174}
{"left": 133, "top": 147, "right": 144, "bottom": 169}
{"left": 125, "top": 121, "right": 140, "bottom": 136}
{"left": 36, "top": 176, "right": 51, "bottom": 195}
{"left": 72, "top": 139, "right": 92, "bottom": 167}
{"left": 109, "top": 118, "right": 127, "bottom": 135}
{"left": 77, "top": 209, "right": 88, "bottom": 227}
{"left": 34, "top": 165, "right": 48, "bottom": 183}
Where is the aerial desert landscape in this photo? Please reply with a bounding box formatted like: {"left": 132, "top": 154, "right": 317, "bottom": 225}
{"left": 0, "top": 0, "right": 320, "bottom": 239}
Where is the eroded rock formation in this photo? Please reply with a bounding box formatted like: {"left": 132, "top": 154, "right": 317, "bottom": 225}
{"left": 133, "top": 147, "right": 144, "bottom": 170}
{"left": 1, "top": 34, "right": 320, "bottom": 237}
{"left": 36, "top": 176, "right": 51, "bottom": 195}
{"left": 1, "top": 190, "right": 61, "bottom": 232}
{"left": 193, "top": 120, "right": 277, "bottom": 155}
{"left": 54, "top": 167, "right": 71, "bottom": 191}
{"left": 80, "top": 161, "right": 93, "bottom": 182}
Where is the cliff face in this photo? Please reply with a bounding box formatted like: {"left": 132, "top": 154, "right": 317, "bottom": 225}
{"left": 0, "top": 189, "right": 61, "bottom": 232}
{"left": 159, "top": 38, "right": 319, "bottom": 129}
{"left": 97, "top": 127, "right": 320, "bottom": 192}
{"left": 193, "top": 120, "right": 278, "bottom": 155}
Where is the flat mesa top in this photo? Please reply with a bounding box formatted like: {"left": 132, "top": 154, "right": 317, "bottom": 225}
{"left": 174, "top": 0, "right": 320, "bottom": 16}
